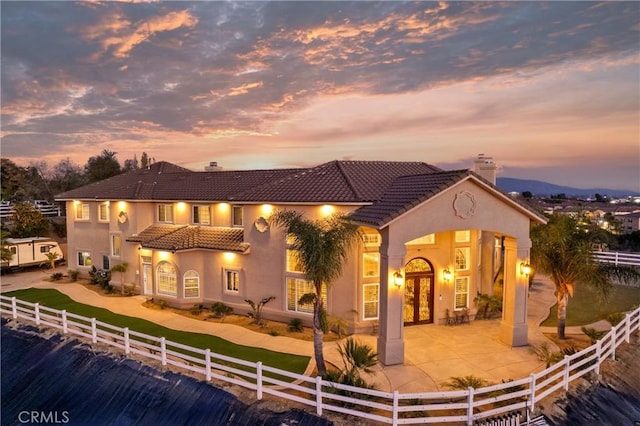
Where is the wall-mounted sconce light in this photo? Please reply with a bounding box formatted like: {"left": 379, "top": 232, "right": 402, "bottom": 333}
{"left": 520, "top": 263, "right": 532, "bottom": 276}
{"left": 137, "top": 245, "right": 142, "bottom": 251}
{"left": 442, "top": 268, "right": 453, "bottom": 283}
{"left": 171, "top": 245, "right": 177, "bottom": 254}
{"left": 393, "top": 271, "right": 404, "bottom": 288}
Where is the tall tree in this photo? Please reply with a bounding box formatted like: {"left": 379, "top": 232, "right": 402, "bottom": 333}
{"left": 1, "top": 231, "right": 12, "bottom": 263}
{"left": 530, "top": 214, "right": 639, "bottom": 339}
{"left": 9, "top": 202, "right": 49, "bottom": 237}
{"left": 0, "top": 159, "right": 47, "bottom": 202}
{"left": 85, "top": 149, "right": 121, "bottom": 183}
{"left": 49, "top": 158, "right": 86, "bottom": 195}
{"left": 270, "top": 210, "right": 360, "bottom": 376}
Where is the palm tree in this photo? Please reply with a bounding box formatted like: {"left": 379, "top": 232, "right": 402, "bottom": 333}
{"left": 110, "top": 262, "right": 129, "bottom": 295}
{"left": 530, "top": 214, "right": 639, "bottom": 339}
{"left": 270, "top": 210, "right": 361, "bottom": 376}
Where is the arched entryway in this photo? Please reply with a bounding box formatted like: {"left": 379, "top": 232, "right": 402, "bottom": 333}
{"left": 403, "top": 257, "right": 435, "bottom": 325}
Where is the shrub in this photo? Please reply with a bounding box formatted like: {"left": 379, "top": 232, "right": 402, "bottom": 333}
{"left": 288, "top": 318, "right": 304, "bottom": 332}
{"left": 211, "top": 302, "right": 233, "bottom": 320}
{"left": 190, "top": 304, "right": 203, "bottom": 316}
{"left": 581, "top": 326, "right": 606, "bottom": 344}
{"left": 607, "top": 312, "right": 625, "bottom": 326}
{"left": 157, "top": 300, "right": 167, "bottom": 310}
{"left": 245, "top": 296, "right": 275, "bottom": 326}
{"left": 444, "top": 375, "right": 489, "bottom": 390}
{"left": 268, "top": 330, "right": 281, "bottom": 336}
{"left": 530, "top": 343, "right": 563, "bottom": 367}
{"left": 50, "top": 272, "right": 64, "bottom": 281}
{"left": 68, "top": 269, "right": 80, "bottom": 281}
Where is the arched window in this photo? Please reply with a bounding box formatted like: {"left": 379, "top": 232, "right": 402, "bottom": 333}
{"left": 405, "top": 258, "right": 432, "bottom": 273}
{"left": 157, "top": 262, "right": 177, "bottom": 296}
{"left": 184, "top": 270, "right": 200, "bottom": 298}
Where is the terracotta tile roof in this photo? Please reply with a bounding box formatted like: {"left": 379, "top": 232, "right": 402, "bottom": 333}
{"left": 231, "top": 160, "right": 442, "bottom": 203}
{"left": 56, "top": 161, "right": 302, "bottom": 201}
{"left": 126, "top": 224, "right": 249, "bottom": 253}
{"left": 350, "top": 170, "right": 471, "bottom": 227}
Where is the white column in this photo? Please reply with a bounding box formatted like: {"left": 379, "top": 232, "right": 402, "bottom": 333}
{"left": 499, "top": 237, "right": 529, "bottom": 346}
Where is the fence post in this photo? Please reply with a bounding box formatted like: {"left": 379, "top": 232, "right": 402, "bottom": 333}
{"left": 595, "top": 340, "right": 601, "bottom": 376}
{"left": 529, "top": 373, "right": 536, "bottom": 414}
{"left": 625, "top": 313, "right": 631, "bottom": 344}
{"left": 161, "top": 337, "right": 167, "bottom": 366}
{"left": 34, "top": 302, "right": 41, "bottom": 325}
{"left": 393, "top": 390, "right": 399, "bottom": 426}
{"left": 256, "top": 362, "right": 263, "bottom": 400}
{"left": 615, "top": 251, "right": 619, "bottom": 266}
{"left": 62, "top": 310, "right": 68, "bottom": 334}
{"left": 467, "top": 387, "right": 474, "bottom": 426}
{"left": 205, "top": 349, "right": 211, "bottom": 382}
{"left": 563, "top": 355, "right": 570, "bottom": 391}
{"left": 91, "top": 318, "right": 97, "bottom": 343}
{"left": 315, "top": 376, "right": 323, "bottom": 416}
{"left": 11, "top": 297, "right": 17, "bottom": 319}
{"left": 124, "top": 327, "right": 130, "bottom": 355}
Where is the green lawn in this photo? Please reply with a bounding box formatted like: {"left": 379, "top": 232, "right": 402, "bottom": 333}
{"left": 541, "top": 284, "right": 640, "bottom": 327}
{"left": 4, "top": 288, "right": 310, "bottom": 375}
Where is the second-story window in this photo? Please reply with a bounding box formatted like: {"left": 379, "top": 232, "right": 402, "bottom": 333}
{"left": 98, "top": 202, "right": 109, "bottom": 222}
{"left": 232, "top": 205, "right": 243, "bottom": 226}
{"left": 158, "top": 204, "right": 173, "bottom": 223}
{"left": 75, "top": 203, "right": 90, "bottom": 220}
{"left": 193, "top": 205, "right": 211, "bottom": 225}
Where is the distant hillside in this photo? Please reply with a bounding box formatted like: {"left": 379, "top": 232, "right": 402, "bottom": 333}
{"left": 496, "top": 177, "right": 639, "bottom": 197}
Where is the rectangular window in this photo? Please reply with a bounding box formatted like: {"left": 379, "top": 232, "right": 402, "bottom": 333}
{"left": 287, "top": 278, "right": 327, "bottom": 314}
{"left": 406, "top": 234, "right": 435, "bottom": 245}
{"left": 362, "top": 252, "right": 380, "bottom": 278}
{"left": 158, "top": 271, "right": 177, "bottom": 296}
{"left": 225, "top": 270, "right": 240, "bottom": 293}
{"left": 455, "top": 247, "right": 470, "bottom": 271}
{"left": 98, "top": 202, "right": 109, "bottom": 222}
{"left": 10, "top": 247, "right": 17, "bottom": 255}
{"left": 77, "top": 251, "right": 92, "bottom": 267}
{"left": 111, "top": 234, "right": 121, "bottom": 257}
{"left": 454, "top": 277, "right": 469, "bottom": 310}
{"left": 363, "top": 283, "right": 379, "bottom": 320}
{"left": 455, "top": 230, "right": 471, "bottom": 243}
{"left": 184, "top": 273, "right": 200, "bottom": 298}
{"left": 286, "top": 249, "right": 304, "bottom": 273}
{"left": 193, "top": 205, "right": 211, "bottom": 225}
{"left": 75, "top": 203, "right": 90, "bottom": 220}
{"left": 39, "top": 245, "right": 51, "bottom": 253}
{"left": 102, "top": 255, "right": 110, "bottom": 270}
{"left": 158, "top": 204, "right": 173, "bottom": 223}
{"left": 232, "top": 205, "right": 243, "bottom": 226}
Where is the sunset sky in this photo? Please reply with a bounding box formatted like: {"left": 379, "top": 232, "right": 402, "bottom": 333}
{"left": 1, "top": 1, "right": 639, "bottom": 191}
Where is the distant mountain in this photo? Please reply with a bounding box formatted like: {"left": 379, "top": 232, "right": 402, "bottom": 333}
{"left": 496, "top": 177, "right": 639, "bottom": 198}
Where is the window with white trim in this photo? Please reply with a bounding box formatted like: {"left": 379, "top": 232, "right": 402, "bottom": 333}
{"left": 157, "top": 261, "right": 177, "bottom": 296}
{"left": 157, "top": 204, "right": 174, "bottom": 223}
{"left": 184, "top": 270, "right": 200, "bottom": 298}
{"left": 455, "top": 247, "right": 470, "bottom": 271}
{"left": 111, "top": 234, "right": 121, "bottom": 257}
{"left": 363, "top": 283, "right": 379, "bottom": 320}
{"left": 454, "top": 276, "right": 469, "bottom": 310}
{"left": 98, "top": 202, "right": 109, "bottom": 222}
{"left": 287, "top": 278, "right": 327, "bottom": 314}
{"left": 225, "top": 269, "right": 240, "bottom": 293}
{"left": 77, "top": 251, "right": 92, "bottom": 267}
{"left": 193, "top": 205, "right": 211, "bottom": 225}
{"left": 362, "top": 252, "right": 380, "bottom": 278}
{"left": 232, "top": 205, "right": 243, "bottom": 226}
{"left": 75, "top": 203, "right": 90, "bottom": 220}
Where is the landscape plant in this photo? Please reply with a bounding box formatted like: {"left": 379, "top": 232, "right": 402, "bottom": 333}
{"left": 444, "top": 375, "right": 490, "bottom": 390}
{"left": 288, "top": 318, "right": 304, "bottom": 332}
{"left": 110, "top": 262, "right": 129, "bottom": 295}
{"left": 245, "top": 296, "right": 275, "bottom": 326}
{"left": 68, "top": 269, "right": 80, "bottom": 281}
{"left": 211, "top": 302, "right": 233, "bottom": 321}
{"left": 270, "top": 210, "right": 360, "bottom": 377}
{"left": 531, "top": 214, "right": 640, "bottom": 339}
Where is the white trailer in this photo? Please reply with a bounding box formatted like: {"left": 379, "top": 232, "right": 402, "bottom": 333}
{"left": 1, "top": 237, "right": 64, "bottom": 272}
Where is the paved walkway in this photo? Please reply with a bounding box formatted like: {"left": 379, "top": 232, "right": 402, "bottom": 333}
{"left": 0, "top": 269, "right": 597, "bottom": 393}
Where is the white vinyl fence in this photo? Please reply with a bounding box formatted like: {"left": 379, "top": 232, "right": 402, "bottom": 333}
{"left": 593, "top": 251, "right": 640, "bottom": 267}
{"left": 1, "top": 295, "right": 638, "bottom": 425}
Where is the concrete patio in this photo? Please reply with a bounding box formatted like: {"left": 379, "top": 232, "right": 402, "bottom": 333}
{"left": 1, "top": 269, "right": 566, "bottom": 393}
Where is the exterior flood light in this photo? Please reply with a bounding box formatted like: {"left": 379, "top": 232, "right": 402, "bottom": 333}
{"left": 520, "top": 263, "right": 532, "bottom": 276}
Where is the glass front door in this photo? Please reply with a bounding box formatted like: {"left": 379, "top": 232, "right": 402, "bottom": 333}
{"left": 143, "top": 263, "right": 153, "bottom": 295}
{"left": 404, "top": 274, "right": 434, "bottom": 324}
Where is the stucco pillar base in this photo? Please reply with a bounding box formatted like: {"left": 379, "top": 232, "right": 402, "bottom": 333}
{"left": 499, "top": 321, "right": 528, "bottom": 347}
{"left": 377, "top": 337, "right": 405, "bottom": 365}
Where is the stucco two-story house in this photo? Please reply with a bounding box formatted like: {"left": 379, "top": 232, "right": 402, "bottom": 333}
{"left": 56, "top": 156, "right": 546, "bottom": 365}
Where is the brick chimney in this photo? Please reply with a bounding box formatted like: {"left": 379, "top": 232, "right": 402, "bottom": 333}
{"left": 473, "top": 154, "right": 497, "bottom": 185}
